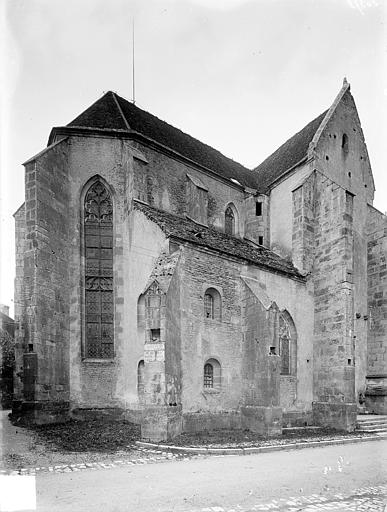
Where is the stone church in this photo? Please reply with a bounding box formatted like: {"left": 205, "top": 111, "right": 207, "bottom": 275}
{"left": 12, "top": 80, "right": 386, "bottom": 440}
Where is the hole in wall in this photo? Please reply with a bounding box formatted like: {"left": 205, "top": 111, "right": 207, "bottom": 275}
{"left": 28, "top": 344, "right": 34, "bottom": 352}
{"left": 325, "top": 155, "right": 329, "bottom": 161}
{"left": 269, "top": 346, "right": 276, "bottom": 355}
{"left": 333, "top": 134, "right": 337, "bottom": 139}
{"left": 348, "top": 172, "right": 352, "bottom": 178}
{"left": 348, "top": 359, "right": 351, "bottom": 365}
{"left": 258, "top": 236, "right": 264, "bottom": 245}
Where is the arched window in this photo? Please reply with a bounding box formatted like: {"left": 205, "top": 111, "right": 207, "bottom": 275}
{"left": 204, "top": 363, "right": 213, "bottom": 388}
{"left": 341, "top": 133, "right": 349, "bottom": 154}
{"left": 203, "top": 358, "right": 221, "bottom": 389}
{"left": 279, "top": 311, "right": 297, "bottom": 376}
{"left": 137, "top": 360, "right": 145, "bottom": 402}
{"left": 225, "top": 206, "right": 235, "bottom": 235}
{"left": 204, "top": 293, "right": 214, "bottom": 319}
{"left": 84, "top": 179, "right": 114, "bottom": 359}
{"left": 204, "top": 288, "right": 221, "bottom": 321}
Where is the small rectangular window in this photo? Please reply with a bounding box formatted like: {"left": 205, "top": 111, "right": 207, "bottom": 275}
{"left": 258, "top": 236, "right": 264, "bottom": 246}
{"left": 150, "top": 329, "right": 160, "bottom": 342}
{"left": 256, "top": 202, "right": 262, "bottom": 216}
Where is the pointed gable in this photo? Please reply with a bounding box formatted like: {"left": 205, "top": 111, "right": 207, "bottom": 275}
{"left": 252, "top": 110, "right": 328, "bottom": 192}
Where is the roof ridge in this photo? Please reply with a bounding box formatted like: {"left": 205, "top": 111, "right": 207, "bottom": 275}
{"left": 111, "top": 91, "right": 131, "bottom": 130}
{"left": 113, "top": 94, "right": 253, "bottom": 176}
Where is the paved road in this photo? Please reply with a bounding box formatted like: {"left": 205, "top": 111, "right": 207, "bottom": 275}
{"left": 6, "top": 439, "right": 387, "bottom": 511}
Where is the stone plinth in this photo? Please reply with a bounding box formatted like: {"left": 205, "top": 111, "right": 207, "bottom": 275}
{"left": 312, "top": 401, "right": 357, "bottom": 432}
{"left": 141, "top": 405, "right": 182, "bottom": 441}
{"left": 241, "top": 406, "right": 282, "bottom": 436}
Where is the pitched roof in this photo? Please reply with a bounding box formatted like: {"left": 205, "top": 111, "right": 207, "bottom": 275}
{"left": 252, "top": 110, "right": 328, "bottom": 192}
{"left": 68, "top": 91, "right": 258, "bottom": 189}
{"left": 134, "top": 201, "right": 304, "bottom": 279}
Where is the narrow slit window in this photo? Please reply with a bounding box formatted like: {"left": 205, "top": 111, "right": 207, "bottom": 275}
{"left": 204, "top": 293, "right": 214, "bottom": 319}
{"left": 256, "top": 202, "right": 262, "bottom": 216}
{"left": 258, "top": 236, "right": 264, "bottom": 246}
{"left": 225, "top": 206, "right": 235, "bottom": 235}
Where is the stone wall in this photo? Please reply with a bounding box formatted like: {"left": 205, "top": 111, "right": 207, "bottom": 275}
{"left": 312, "top": 172, "right": 356, "bottom": 430}
{"left": 13, "top": 139, "right": 71, "bottom": 422}
{"left": 131, "top": 141, "right": 248, "bottom": 236}
{"left": 366, "top": 205, "right": 387, "bottom": 413}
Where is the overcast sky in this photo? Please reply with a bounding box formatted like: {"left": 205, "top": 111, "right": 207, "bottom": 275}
{"left": 1, "top": 0, "right": 386, "bottom": 314}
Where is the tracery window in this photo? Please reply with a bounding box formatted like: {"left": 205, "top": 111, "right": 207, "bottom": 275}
{"left": 84, "top": 180, "right": 114, "bottom": 359}
{"left": 279, "top": 315, "right": 291, "bottom": 375}
{"left": 225, "top": 206, "right": 235, "bottom": 235}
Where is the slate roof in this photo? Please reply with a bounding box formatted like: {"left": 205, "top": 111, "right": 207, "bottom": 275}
{"left": 66, "top": 91, "right": 330, "bottom": 193}
{"left": 252, "top": 110, "right": 328, "bottom": 192}
{"left": 68, "top": 91, "right": 258, "bottom": 189}
{"left": 134, "top": 201, "right": 303, "bottom": 279}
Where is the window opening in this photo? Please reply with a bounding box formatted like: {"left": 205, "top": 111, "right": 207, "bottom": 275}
{"left": 279, "top": 315, "right": 291, "bottom": 375}
{"left": 84, "top": 180, "right": 114, "bottom": 359}
{"left": 204, "top": 293, "right": 214, "bottom": 319}
{"left": 256, "top": 202, "right": 262, "bottom": 216}
{"left": 150, "top": 329, "right": 160, "bottom": 342}
{"left": 225, "top": 206, "right": 235, "bottom": 235}
{"left": 342, "top": 133, "right": 349, "bottom": 154}
{"left": 204, "top": 363, "right": 214, "bottom": 388}
{"left": 137, "top": 360, "right": 145, "bottom": 401}
{"left": 258, "top": 236, "right": 264, "bottom": 246}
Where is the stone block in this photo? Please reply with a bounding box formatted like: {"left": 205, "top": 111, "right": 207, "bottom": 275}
{"left": 312, "top": 401, "right": 357, "bottom": 431}
{"left": 240, "top": 405, "right": 282, "bottom": 436}
{"left": 141, "top": 405, "right": 182, "bottom": 441}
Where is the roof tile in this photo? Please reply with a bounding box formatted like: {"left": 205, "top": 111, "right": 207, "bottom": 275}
{"left": 134, "top": 201, "right": 304, "bottom": 279}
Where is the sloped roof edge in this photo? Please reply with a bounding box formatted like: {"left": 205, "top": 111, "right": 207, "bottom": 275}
{"left": 133, "top": 200, "right": 304, "bottom": 280}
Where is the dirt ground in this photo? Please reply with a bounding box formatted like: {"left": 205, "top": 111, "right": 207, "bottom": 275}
{"left": 0, "top": 409, "right": 376, "bottom": 470}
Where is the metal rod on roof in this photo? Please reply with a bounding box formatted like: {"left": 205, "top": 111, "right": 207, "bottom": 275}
{"left": 132, "top": 17, "right": 136, "bottom": 104}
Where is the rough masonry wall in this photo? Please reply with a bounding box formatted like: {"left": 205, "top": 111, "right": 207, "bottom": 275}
{"left": 13, "top": 205, "right": 26, "bottom": 402}
{"left": 65, "top": 136, "right": 167, "bottom": 411}
{"left": 269, "top": 162, "right": 313, "bottom": 260}
{"left": 367, "top": 206, "right": 387, "bottom": 377}
{"left": 315, "top": 89, "right": 373, "bottom": 402}
{"left": 241, "top": 286, "right": 280, "bottom": 407}
{"left": 180, "top": 246, "right": 243, "bottom": 420}
{"left": 17, "top": 139, "right": 71, "bottom": 417}
{"left": 131, "top": 142, "right": 248, "bottom": 237}
{"left": 312, "top": 172, "right": 355, "bottom": 405}
{"left": 292, "top": 173, "right": 315, "bottom": 274}
{"left": 240, "top": 268, "right": 314, "bottom": 423}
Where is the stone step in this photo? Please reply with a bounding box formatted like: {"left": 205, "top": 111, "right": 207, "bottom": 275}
{"left": 356, "top": 428, "right": 387, "bottom": 434}
{"left": 357, "top": 415, "right": 387, "bottom": 423}
{"left": 357, "top": 422, "right": 387, "bottom": 429}
{"left": 356, "top": 421, "right": 387, "bottom": 428}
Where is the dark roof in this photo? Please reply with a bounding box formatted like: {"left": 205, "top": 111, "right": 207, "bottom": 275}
{"left": 134, "top": 201, "right": 303, "bottom": 279}
{"left": 252, "top": 110, "right": 328, "bottom": 192}
{"left": 66, "top": 91, "right": 329, "bottom": 193}
{"left": 68, "top": 91, "right": 257, "bottom": 189}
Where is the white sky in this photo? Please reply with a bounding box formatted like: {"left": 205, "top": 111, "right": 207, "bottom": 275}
{"left": 1, "top": 0, "right": 386, "bottom": 316}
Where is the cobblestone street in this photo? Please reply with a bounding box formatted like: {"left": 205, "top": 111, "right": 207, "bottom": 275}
{"left": 2, "top": 438, "right": 381, "bottom": 512}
